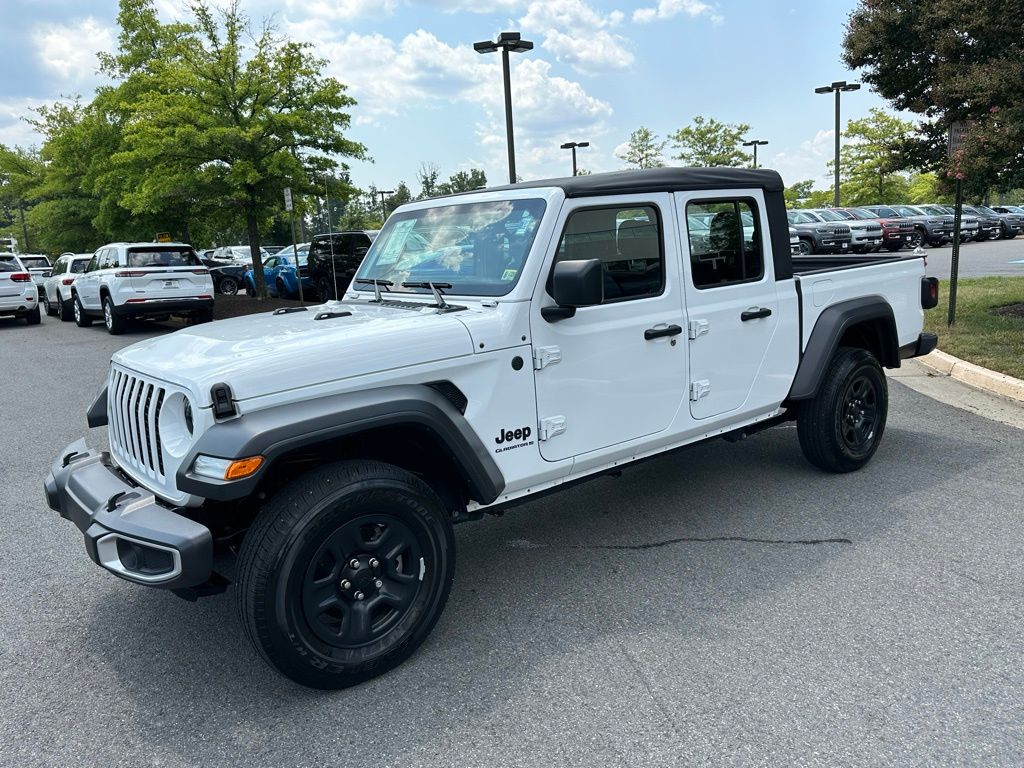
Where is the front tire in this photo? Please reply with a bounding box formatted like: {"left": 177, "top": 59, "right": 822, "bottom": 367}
{"left": 236, "top": 460, "right": 456, "bottom": 689}
{"left": 797, "top": 238, "right": 814, "bottom": 255}
{"left": 73, "top": 295, "right": 92, "bottom": 327}
{"left": 103, "top": 296, "right": 126, "bottom": 335}
{"left": 797, "top": 347, "right": 888, "bottom": 473}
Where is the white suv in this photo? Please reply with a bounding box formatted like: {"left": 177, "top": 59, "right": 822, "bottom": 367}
{"left": 0, "top": 254, "right": 41, "bottom": 324}
{"left": 42, "top": 252, "right": 93, "bottom": 321}
{"left": 71, "top": 242, "right": 215, "bottom": 334}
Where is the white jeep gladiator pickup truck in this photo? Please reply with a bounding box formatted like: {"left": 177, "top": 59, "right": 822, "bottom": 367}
{"left": 45, "top": 168, "right": 939, "bottom": 689}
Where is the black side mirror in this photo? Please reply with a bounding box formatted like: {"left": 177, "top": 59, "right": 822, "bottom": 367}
{"left": 542, "top": 258, "right": 604, "bottom": 322}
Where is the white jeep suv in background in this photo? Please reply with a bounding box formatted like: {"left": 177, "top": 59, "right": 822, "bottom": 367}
{"left": 0, "top": 253, "right": 41, "bottom": 324}
{"left": 42, "top": 252, "right": 93, "bottom": 321}
{"left": 71, "top": 242, "right": 215, "bottom": 334}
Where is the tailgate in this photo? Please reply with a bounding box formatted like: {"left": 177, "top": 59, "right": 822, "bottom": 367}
{"left": 0, "top": 273, "right": 20, "bottom": 298}
{"left": 130, "top": 267, "right": 211, "bottom": 296}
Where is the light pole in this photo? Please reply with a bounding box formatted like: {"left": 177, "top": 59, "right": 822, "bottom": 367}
{"left": 376, "top": 189, "right": 394, "bottom": 220}
{"left": 815, "top": 80, "right": 860, "bottom": 207}
{"left": 742, "top": 139, "right": 768, "bottom": 169}
{"left": 474, "top": 32, "right": 534, "bottom": 184}
{"left": 560, "top": 141, "right": 590, "bottom": 176}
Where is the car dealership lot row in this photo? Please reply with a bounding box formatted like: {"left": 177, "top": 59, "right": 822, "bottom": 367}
{"left": 2, "top": 292, "right": 1024, "bottom": 766}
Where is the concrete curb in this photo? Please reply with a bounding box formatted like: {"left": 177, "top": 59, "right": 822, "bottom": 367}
{"left": 917, "top": 349, "right": 1024, "bottom": 403}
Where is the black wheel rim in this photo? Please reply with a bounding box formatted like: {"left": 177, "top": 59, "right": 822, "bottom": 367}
{"left": 799, "top": 241, "right": 812, "bottom": 254}
{"left": 299, "top": 514, "right": 425, "bottom": 649}
{"left": 910, "top": 231, "right": 923, "bottom": 247}
{"left": 839, "top": 373, "right": 879, "bottom": 453}
{"left": 221, "top": 278, "right": 237, "bottom": 295}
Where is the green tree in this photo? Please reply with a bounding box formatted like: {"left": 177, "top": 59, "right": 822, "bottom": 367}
{"left": 107, "top": 0, "right": 366, "bottom": 296}
{"left": 383, "top": 182, "right": 413, "bottom": 218}
{"left": 417, "top": 163, "right": 440, "bottom": 199}
{"left": 784, "top": 179, "right": 815, "bottom": 208}
{"left": 907, "top": 172, "right": 950, "bottom": 204}
{"left": 828, "top": 108, "right": 915, "bottom": 205}
{"left": 843, "top": 0, "right": 1024, "bottom": 196}
{"left": 616, "top": 126, "right": 666, "bottom": 169}
{"left": 437, "top": 169, "right": 487, "bottom": 195}
{"left": 0, "top": 145, "right": 43, "bottom": 251}
{"left": 669, "top": 116, "right": 751, "bottom": 167}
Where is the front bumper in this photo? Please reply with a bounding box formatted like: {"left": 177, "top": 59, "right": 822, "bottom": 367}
{"left": 44, "top": 440, "right": 213, "bottom": 589}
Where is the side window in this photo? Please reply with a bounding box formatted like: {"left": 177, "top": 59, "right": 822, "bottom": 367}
{"left": 97, "top": 249, "right": 113, "bottom": 270}
{"left": 53, "top": 257, "right": 66, "bottom": 275}
{"left": 552, "top": 205, "right": 663, "bottom": 302}
{"left": 353, "top": 234, "right": 372, "bottom": 257}
{"left": 263, "top": 257, "right": 277, "bottom": 269}
{"left": 686, "top": 199, "right": 764, "bottom": 289}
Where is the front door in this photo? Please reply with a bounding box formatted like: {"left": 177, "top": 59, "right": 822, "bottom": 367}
{"left": 530, "top": 195, "right": 688, "bottom": 462}
{"left": 76, "top": 250, "right": 104, "bottom": 309}
{"left": 678, "top": 192, "right": 780, "bottom": 420}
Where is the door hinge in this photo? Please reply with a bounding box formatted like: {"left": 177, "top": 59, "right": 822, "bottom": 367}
{"left": 688, "top": 319, "right": 710, "bottom": 340}
{"left": 533, "top": 345, "right": 562, "bottom": 370}
{"left": 538, "top": 416, "right": 567, "bottom": 441}
{"left": 690, "top": 380, "right": 711, "bottom": 401}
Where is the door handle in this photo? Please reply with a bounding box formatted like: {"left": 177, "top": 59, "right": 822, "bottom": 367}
{"left": 741, "top": 307, "right": 772, "bottom": 321}
{"left": 644, "top": 324, "right": 683, "bottom": 340}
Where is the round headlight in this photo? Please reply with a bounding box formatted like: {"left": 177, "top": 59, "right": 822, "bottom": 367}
{"left": 159, "top": 392, "right": 195, "bottom": 458}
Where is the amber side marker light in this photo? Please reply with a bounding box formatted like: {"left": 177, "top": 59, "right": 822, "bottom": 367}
{"left": 225, "top": 456, "right": 264, "bottom": 480}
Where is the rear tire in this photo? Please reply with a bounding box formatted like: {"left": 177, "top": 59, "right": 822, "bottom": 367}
{"left": 58, "top": 292, "right": 74, "bottom": 321}
{"left": 25, "top": 306, "right": 41, "bottom": 325}
{"left": 103, "top": 296, "right": 126, "bottom": 335}
{"left": 192, "top": 308, "right": 214, "bottom": 324}
{"left": 42, "top": 291, "right": 56, "bottom": 316}
{"left": 797, "top": 347, "right": 888, "bottom": 473}
{"left": 73, "top": 295, "right": 92, "bottom": 327}
{"left": 317, "top": 276, "right": 336, "bottom": 301}
{"left": 218, "top": 276, "right": 239, "bottom": 296}
{"left": 236, "top": 460, "right": 455, "bottom": 689}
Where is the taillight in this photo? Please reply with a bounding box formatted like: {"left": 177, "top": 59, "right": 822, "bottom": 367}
{"left": 62, "top": 278, "right": 75, "bottom": 285}
{"left": 115, "top": 271, "right": 148, "bottom": 277}
{"left": 9, "top": 272, "right": 31, "bottom": 282}
{"left": 921, "top": 277, "right": 939, "bottom": 309}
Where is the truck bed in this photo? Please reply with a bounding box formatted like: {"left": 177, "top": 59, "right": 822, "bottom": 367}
{"left": 791, "top": 253, "right": 922, "bottom": 275}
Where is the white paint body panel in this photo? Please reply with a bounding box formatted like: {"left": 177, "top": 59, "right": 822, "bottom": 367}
{"left": 98, "top": 185, "right": 927, "bottom": 508}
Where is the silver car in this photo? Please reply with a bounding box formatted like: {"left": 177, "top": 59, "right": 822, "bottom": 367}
{"left": 0, "top": 254, "right": 41, "bottom": 324}
{"left": 42, "top": 252, "right": 93, "bottom": 320}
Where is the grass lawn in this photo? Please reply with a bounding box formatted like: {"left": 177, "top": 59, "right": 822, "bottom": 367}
{"left": 923, "top": 276, "right": 1024, "bottom": 380}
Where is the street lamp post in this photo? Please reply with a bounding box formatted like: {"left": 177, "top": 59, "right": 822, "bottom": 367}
{"left": 474, "top": 32, "right": 534, "bottom": 184}
{"left": 742, "top": 139, "right": 768, "bottom": 169}
{"left": 815, "top": 80, "right": 861, "bottom": 207}
{"left": 376, "top": 189, "right": 394, "bottom": 220}
{"left": 559, "top": 141, "right": 590, "bottom": 176}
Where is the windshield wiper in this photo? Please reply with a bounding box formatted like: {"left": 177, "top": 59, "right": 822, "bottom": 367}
{"left": 401, "top": 281, "right": 453, "bottom": 310}
{"left": 354, "top": 277, "right": 394, "bottom": 302}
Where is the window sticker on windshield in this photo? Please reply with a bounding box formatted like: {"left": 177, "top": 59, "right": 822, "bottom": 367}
{"left": 501, "top": 268, "right": 518, "bottom": 281}
{"left": 375, "top": 220, "right": 416, "bottom": 266}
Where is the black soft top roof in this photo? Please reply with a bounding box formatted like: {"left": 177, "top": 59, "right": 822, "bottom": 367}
{"left": 484, "top": 167, "right": 785, "bottom": 197}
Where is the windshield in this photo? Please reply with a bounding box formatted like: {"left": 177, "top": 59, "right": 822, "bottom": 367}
{"left": 355, "top": 199, "right": 547, "bottom": 296}
{"left": 844, "top": 209, "right": 875, "bottom": 220}
{"left": 127, "top": 247, "right": 202, "bottom": 267}
{"left": 812, "top": 209, "right": 845, "bottom": 221}
{"left": 788, "top": 211, "right": 820, "bottom": 224}
{"left": 893, "top": 206, "right": 920, "bottom": 216}
{"left": 20, "top": 257, "right": 50, "bottom": 269}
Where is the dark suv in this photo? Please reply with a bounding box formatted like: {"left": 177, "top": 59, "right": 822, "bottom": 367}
{"left": 306, "top": 231, "right": 377, "bottom": 300}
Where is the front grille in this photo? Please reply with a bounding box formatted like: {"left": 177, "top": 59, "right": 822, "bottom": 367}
{"left": 898, "top": 222, "right": 914, "bottom": 231}
{"left": 830, "top": 226, "right": 851, "bottom": 236}
{"left": 109, "top": 367, "right": 168, "bottom": 482}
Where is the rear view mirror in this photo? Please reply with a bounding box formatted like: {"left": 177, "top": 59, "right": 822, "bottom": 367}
{"left": 542, "top": 258, "right": 604, "bottom": 322}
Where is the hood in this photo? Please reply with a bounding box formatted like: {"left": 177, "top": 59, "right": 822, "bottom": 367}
{"left": 113, "top": 300, "right": 475, "bottom": 404}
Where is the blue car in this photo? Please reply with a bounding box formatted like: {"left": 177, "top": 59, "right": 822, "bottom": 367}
{"left": 244, "top": 243, "right": 311, "bottom": 298}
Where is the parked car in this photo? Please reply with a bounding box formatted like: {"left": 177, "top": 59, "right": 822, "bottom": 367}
{"left": 42, "top": 252, "right": 93, "bottom": 320}
{"left": 864, "top": 205, "right": 949, "bottom": 248}
{"left": 270, "top": 242, "right": 312, "bottom": 298}
{"left": 961, "top": 205, "right": 1002, "bottom": 241}
{"left": 789, "top": 227, "right": 800, "bottom": 255}
{"left": 986, "top": 206, "right": 1023, "bottom": 238}
{"left": 70, "top": 242, "right": 214, "bottom": 334}
{"left": 45, "top": 167, "right": 938, "bottom": 689}
{"left": 810, "top": 208, "right": 882, "bottom": 253}
{"left": 0, "top": 253, "right": 40, "bottom": 324}
{"left": 209, "top": 245, "right": 269, "bottom": 265}
{"left": 243, "top": 250, "right": 312, "bottom": 299}
{"left": 16, "top": 254, "right": 53, "bottom": 298}
{"left": 786, "top": 210, "right": 852, "bottom": 254}
{"left": 830, "top": 207, "right": 914, "bottom": 252}
{"left": 306, "top": 231, "right": 377, "bottom": 300}
{"left": 200, "top": 257, "right": 246, "bottom": 295}
{"left": 263, "top": 245, "right": 285, "bottom": 256}
{"left": 920, "top": 205, "right": 979, "bottom": 242}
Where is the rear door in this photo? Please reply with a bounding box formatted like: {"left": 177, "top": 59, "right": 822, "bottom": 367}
{"left": 76, "top": 250, "right": 105, "bottom": 309}
{"left": 125, "top": 246, "right": 211, "bottom": 298}
{"left": 677, "top": 191, "right": 780, "bottom": 420}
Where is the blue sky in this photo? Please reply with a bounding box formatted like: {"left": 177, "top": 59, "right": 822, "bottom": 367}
{"left": 0, "top": 0, "right": 898, "bottom": 194}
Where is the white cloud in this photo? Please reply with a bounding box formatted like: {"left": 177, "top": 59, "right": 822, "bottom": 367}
{"left": 31, "top": 18, "right": 114, "bottom": 84}
{"left": 769, "top": 129, "right": 835, "bottom": 188}
{"left": 285, "top": 0, "right": 399, "bottom": 21}
{"left": 0, "top": 99, "right": 45, "bottom": 149}
{"left": 633, "top": 0, "right": 723, "bottom": 25}
{"left": 412, "top": 0, "right": 527, "bottom": 11}
{"left": 519, "top": 0, "right": 634, "bottom": 74}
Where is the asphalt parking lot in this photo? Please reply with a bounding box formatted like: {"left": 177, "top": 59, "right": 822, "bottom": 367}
{"left": 2, "top": 314, "right": 1023, "bottom": 767}
{"left": 923, "top": 235, "right": 1024, "bottom": 278}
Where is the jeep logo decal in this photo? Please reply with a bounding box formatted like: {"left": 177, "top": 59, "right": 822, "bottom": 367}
{"left": 496, "top": 426, "right": 531, "bottom": 445}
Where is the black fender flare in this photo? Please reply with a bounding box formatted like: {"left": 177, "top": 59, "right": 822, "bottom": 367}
{"left": 788, "top": 296, "right": 897, "bottom": 401}
{"left": 175, "top": 384, "right": 505, "bottom": 504}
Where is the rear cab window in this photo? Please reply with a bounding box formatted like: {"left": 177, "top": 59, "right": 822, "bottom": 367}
{"left": 127, "top": 247, "right": 202, "bottom": 268}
